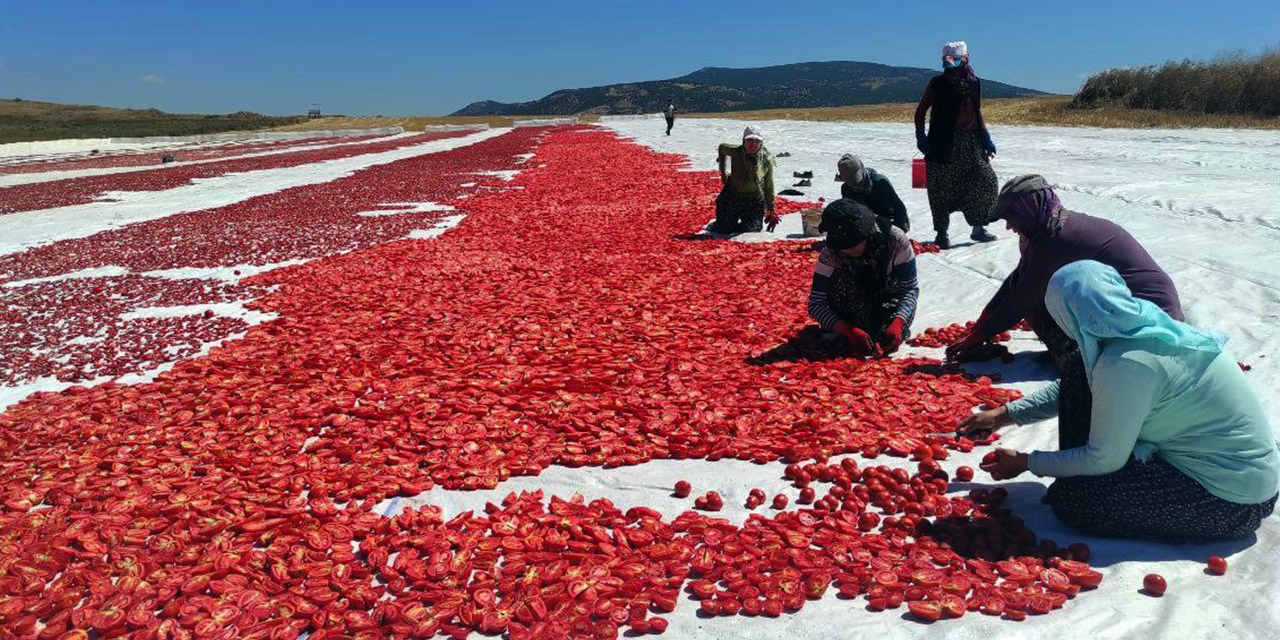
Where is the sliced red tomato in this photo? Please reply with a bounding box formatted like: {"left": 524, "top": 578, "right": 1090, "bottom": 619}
{"left": 907, "top": 600, "right": 942, "bottom": 622}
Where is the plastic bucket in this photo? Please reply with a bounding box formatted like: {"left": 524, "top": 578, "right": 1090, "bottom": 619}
{"left": 801, "top": 207, "right": 825, "bottom": 237}
{"left": 912, "top": 157, "right": 926, "bottom": 189}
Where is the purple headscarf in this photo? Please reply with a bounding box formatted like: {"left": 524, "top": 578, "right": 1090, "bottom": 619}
{"left": 993, "top": 175, "right": 1066, "bottom": 239}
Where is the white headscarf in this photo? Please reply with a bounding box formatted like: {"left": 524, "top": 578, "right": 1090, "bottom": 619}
{"left": 942, "top": 41, "right": 968, "bottom": 58}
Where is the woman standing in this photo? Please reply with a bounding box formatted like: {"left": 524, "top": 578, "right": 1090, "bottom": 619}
{"left": 964, "top": 261, "right": 1278, "bottom": 542}
{"left": 914, "top": 41, "right": 999, "bottom": 249}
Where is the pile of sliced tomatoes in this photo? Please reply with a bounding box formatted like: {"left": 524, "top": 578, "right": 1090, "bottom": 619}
{"left": 908, "top": 322, "right": 1010, "bottom": 349}
{"left": 0, "top": 127, "right": 1105, "bottom": 639}
{"left": 909, "top": 241, "right": 942, "bottom": 255}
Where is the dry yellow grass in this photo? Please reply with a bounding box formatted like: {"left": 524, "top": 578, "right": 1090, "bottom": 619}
{"left": 681, "top": 97, "right": 1280, "bottom": 130}
{"left": 286, "top": 97, "right": 1279, "bottom": 132}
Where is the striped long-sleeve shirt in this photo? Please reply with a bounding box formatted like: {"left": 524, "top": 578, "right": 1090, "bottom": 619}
{"left": 807, "top": 227, "right": 919, "bottom": 331}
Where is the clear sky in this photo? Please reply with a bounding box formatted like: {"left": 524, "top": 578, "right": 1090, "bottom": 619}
{"left": 1, "top": 0, "right": 1275, "bottom": 116}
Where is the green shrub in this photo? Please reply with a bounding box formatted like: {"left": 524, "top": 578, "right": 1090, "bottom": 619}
{"left": 1071, "top": 50, "right": 1280, "bottom": 117}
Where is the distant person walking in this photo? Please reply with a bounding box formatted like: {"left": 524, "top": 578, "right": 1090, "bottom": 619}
{"left": 664, "top": 99, "right": 677, "bottom": 135}
{"left": 914, "top": 40, "right": 999, "bottom": 249}
{"left": 713, "top": 126, "right": 777, "bottom": 233}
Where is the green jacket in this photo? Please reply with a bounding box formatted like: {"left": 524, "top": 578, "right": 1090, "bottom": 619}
{"left": 717, "top": 143, "right": 775, "bottom": 213}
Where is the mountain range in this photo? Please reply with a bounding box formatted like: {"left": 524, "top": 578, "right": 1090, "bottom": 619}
{"left": 452, "top": 61, "right": 1047, "bottom": 116}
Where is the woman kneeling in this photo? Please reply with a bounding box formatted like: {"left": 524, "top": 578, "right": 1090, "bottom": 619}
{"left": 965, "top": 260, "right": 1278, "bottom": 542}
{"left": 807, "top": 200, "right": 918, "bottom": 358}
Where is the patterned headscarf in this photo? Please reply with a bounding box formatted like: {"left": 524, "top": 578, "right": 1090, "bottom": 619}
{"left": 993, "top": 175, "right": 1067, "bottom": 240}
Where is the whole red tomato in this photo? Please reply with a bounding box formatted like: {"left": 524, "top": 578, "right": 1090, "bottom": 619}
{"left": 1207, "top": 556, "right": 1227, "bottom": 575}
{"left": 1143, "top": 574, "right": 1167, "bottom": 596}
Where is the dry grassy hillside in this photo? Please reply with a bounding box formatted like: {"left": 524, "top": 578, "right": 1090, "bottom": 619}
{"left": 284, "top": 97, "right": 1278, "bottom": 132}
{"left": 0, "top": 98, "right": 304, "bottom": 144}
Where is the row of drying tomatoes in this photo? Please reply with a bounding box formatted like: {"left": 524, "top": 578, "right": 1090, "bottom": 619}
{"left": 0, "top": 131, "right": 465, "bottom": 215}
{"left": 0, "top": 135, "right": 385, "bottom": 177}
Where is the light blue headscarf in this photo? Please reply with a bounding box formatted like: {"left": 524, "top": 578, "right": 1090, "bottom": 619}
{"left": 1045, "top": 261, "right": 1226, "bottom": 383}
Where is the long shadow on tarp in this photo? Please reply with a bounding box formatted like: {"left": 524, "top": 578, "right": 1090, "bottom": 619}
{"left": 946, "top": 480, "right": 1264, "bottom": 568}
{"left": 673, "top": 232, "right": 737, "bottom": 242}
{"left": 748, "top": 330, "right": 1003, "bottom": 373}
{"left": 749, "top": 331, "right": 1062, "bottom": 391}
{"left": 955, "top": 348, "right": 1060, "bottom": 385}
{"left": 745, "top": 325, "right": 853, "bottom": 366}
{"left": 672, "top": 232, "right": 824, "bottom": 253}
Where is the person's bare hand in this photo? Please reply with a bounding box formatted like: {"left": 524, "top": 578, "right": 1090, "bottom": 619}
{"left": 980, "top": 448, "right": 1028, "bottom": 480}
{"left": 956, "top": 406, "right": 1012, "bottom": 438}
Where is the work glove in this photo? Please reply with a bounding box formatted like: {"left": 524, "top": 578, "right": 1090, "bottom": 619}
{"left": 916, "top": 132, "right": 930, "bottom": 156}
{"left": 945, "top": 330, "right": 987, "bottom": 362}
{"left": 837, "top": 324, "right": 876, "bottom": 357}
{"left": 765, "top": 213, "right": 780, "bottom": 233}
{"left": 982, "top": 130, "right": 997, "bottom": 158}
{"left": 880, "top": 317, "right": 906, "bottom": 354}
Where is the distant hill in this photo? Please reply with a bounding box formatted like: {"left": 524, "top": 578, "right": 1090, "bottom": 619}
{"left": 452, "top": 61, "right": 1047, "bottom": 116}
{"left": 0, "top": 97, "right": 306, "bottom": 144}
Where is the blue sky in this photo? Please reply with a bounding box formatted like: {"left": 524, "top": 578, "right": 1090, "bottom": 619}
{"left": 1, "top": 0, "right": 1276, "bottom": 116}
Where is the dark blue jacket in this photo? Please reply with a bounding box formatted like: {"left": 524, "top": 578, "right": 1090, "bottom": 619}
{"left": 840, "top": 168, "right": 909, "bottom": 232}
